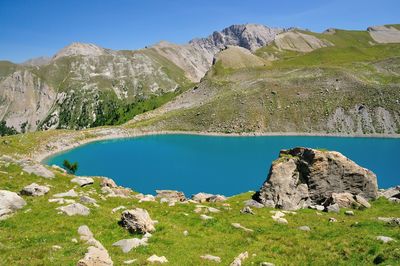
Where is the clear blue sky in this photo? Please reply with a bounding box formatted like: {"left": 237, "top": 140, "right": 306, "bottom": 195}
{"left": 0, "top": 0, "right": 399, "bottom": 63}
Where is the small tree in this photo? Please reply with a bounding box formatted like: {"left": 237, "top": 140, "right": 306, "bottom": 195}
{"left": 63, "top": 159, "right": 78, "bottom": 174}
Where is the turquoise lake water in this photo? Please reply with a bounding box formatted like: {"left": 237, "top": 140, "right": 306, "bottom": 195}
{"left": 44, "top": 135, "right": 400, "bottom": 196}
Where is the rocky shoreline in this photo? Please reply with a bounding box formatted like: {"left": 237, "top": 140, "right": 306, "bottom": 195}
{"left": 34, "top": 127, "right": 400, "bottom": 163}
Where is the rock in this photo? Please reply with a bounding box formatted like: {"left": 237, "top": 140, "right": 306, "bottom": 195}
{"left": 368, "top": 25, "right": 400, "bottom": 43}
{"left": 260, "top": 263, "right": 275, "bottom": 266}
{"left": 49, "top": 198, "right": 75, "bottom": 204}
{"left": 376, "top": 236, "right": 396, "bottom": 243}
{"left": 20, "top": 183, "right": 50, "bottom": 196}
{"left": 100, "top": 177, "right": 117, "bottom": 188}
{"left": 345, "top": 211, "right": 355, "bottom": 216}
{"left": 52, "top": 245, "right": 62, "bottom": 250}
{"left": 200, "top": 214, "right": 214, "bottom": 220}
{"left": 71, "top": 177, "right": 94, "bottom": 187}
{"left": 379, "top": 186, "right": 400, "bottom": 199}
{"left": 72, "top": 238, "right": 78, "bottom": 243}
{"left": 119, "top": 208, "right": 156, "bottom": 234}
{"left": 51, "top": 165, "right": 66, "bottom": 173}
{"left": 192, "top": 193, "right": 226, "bottom": 203}
{"left": 112, "top": 206, "right": 126, "bottom": 213}
{"left": 325, "top": 193, "right": 371, "bottom": 209}
{"left": 147, "top": 255, "right": 168, "bottom": 264}
{"left": 329, "top": 217, "right": 337, "bottom": 223}
{"left": 389, "top": 197, "right": 400, "bottom": 203}
{"left": 183, "top": 230, "right": 189, "bottom": 236}
{"left": 230, "top": 251, "right": 248, "bottom": 266}
{"left": 112, "top": 238, "right": 148, "bottom": 253}
{"left": 123, "top": 259, "right": 137, "bottom": 264}
{"left": 240, "top": 206, "right": 254, "bottom": 215}
{"left": 80, "top": 196, "right": 97, "bottom": 205}
{"left": 326, "top": 204, "right": 340, "bottom": 213}
{"left": 207, "top": 207, "right": 220, "bottom": 213}
{"left": 156, "top": 190, "right": 186, "bottom": 202}
{"left": 143, "top": 232, "right": 152, "bottom": 238}
{"left": 298, "top": 226, "right": 311, "bottom": 231}
{"left": 53, "top": 189, "right": 78, "bottom": 198}
{"left": 57, "top": 203, "right": 90, "bottom": 216}
{"left": 0, "top": 190, "right": 26, "bottom": 219}
{"left": 22, "top": 163, "right": 55, "bottom": 179}
{"left": 243, "top": 199, "right": 264, "bottom": 209}
{"left": 77, "top": 225, "right": 113, "bottom": 266}
{"left": 200, "top": 254, "right": 221, "bottom": 263}
{"left": 231, "top": 223, "right": 253, "bottom": 233}
{"left": 101, "top": 186, "right": 132, "bottom": 198}
{"left": 354, "top": 195, "right": 371, "bottom": 209}
{"left": 253, "top": 147, "right": 378, "bottom": 210}
{"left": 138, "top": 194, "right": 156, "bottom": 202}
{"left": 377, "top": 217, "right": 400, "bottom": 226}
{"left": 272, "top": 217, "right": 288, "bottom": 224}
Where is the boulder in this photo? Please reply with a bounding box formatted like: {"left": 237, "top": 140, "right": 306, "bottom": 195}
{"left": 376, "top": 236, "right": 396, "bottom": 243}
{"left": 200, "top": 254, "right": 221, "bottom": 263}
{"left": 119, "top": 208, "right": 156, "bottom": 234}
{"left": 324, "top": 193, "right": 371, "bottom": 209}
{"left": 112, "top": 238, "right": 148, "bottom": 253}
{"left": 100, "top": 177, "right": 117, "bottom": 188}
{"left": 377, "top": 217, "right": 400, "bottom": 226}
{"left": 156, "top": 190, "right": 186, "bottom": 202}
{"left": 71, "top": 177, "right": 94, "bottom": 187}
{"left": 200, "top": 214, "right": 214, "bottom": 220}
{"left": 20, "top": 183, "right": 50, "bottom": 196}
{"left": 230, "top": 251, "right": 248, "bottom": 266}
{"left": 192, "top": 193, "right": 226, "bottom": 203}
{"left": 378, "top": 186, "right": 400, "bottom": 199}
{"left": 57, "top": 203, "right": 90, "bottom": 216}
{"left": 298, "top": 226, "right": 311, "bottom": 231}
{"left": 240, "top": 206, "right": 254, "bottom": 215}
{"left": 326, "top": 204, "right": 340, "bottom": 213}
{"left": 77, "top": 225, "right": 113, "bottom": 266}
{"left": 243, "top": 199, "right": 264, "bottom": 209}
{"left": 54, "top": 189, "right": 78, "bottom": 198}
{"left": 0, "top": 190, "right": 26, "bottom": 219}
{"left": 253, "top": 147, "right": 378, "bottom": 210}
{"left": 22, "top": 163, "right": 55, "bottom": 179}
{"left": 101, "top": 186, "right": 132, "bottom": 198}
{"left": 231, "top": 223, "right": 253, "bottom": 233}
{"left": 147, "top": 255, "right": 168, "bottom": 264}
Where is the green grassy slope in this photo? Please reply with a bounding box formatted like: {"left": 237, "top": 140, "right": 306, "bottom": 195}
{"left": 0, "top": 160, "right": 399, "bottom": 265}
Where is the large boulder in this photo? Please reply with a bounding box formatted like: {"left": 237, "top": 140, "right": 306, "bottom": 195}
{"left": 156, "top": 190, "right": 186, "bottom": 202}
{"left": 0, "top": 190, "right": 26, "bottom": 219}
{"left": 20, "top": 183, "right": 50, "bottom": 196}
{"left": 119, "top": 208, "right": 156, "bottom": 234}
{"left": 57, "top": 203, "right": 90, "bottom": 216}
{"left": 253, "top": 147, "right": 378, "bottom": 210}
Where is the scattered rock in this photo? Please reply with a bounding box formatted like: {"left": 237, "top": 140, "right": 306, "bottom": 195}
{"left": 231, "top": 223, "right": 253, "bottom": 233}
{"left": 112, "top": 206, "right": 126, "bottom": 213}
{"left": 71, "top": 177, "right": 94, "bottom": 187}
{"left": 253, "top": 147, "right": 378, "bottom": 210}
{"left": 298, "top": 226, "right": 311, "bottom": 231}
{"left": 53, "top": 189, "right": 78, "bottom": 198}
{"left": 243, "top": 199, "right": 264, "bottom": 209}
{"left": 192, "top": 193, "right": 226, "bottom": 203}
{"left": 379, "top": 186, "right": 400, "bottom": 199}
{"left": 200, "top": 254, "right": 221, "bottom": 263}
{"left": 123, "top": 259, "right": 137, "bottom": 264}
{"left": 230, "top": 251, "right": 248, "bottom": 266}
{"left": 326, "top": 204, "right": 340, "bottom": 213}
{"left": 147, "top": 255, "right": 168, "bottom": 264}
{"left": 101, "top": 177, "right": 117, "bottom": 188}
{"left": 77, "top": 225, "right": 113, "bottom": 266}
{"left": 72, "top": 238, "right": 78, "bottom": 243}
{"left": 49, "top": 198, "right": 75, "bottom": 204}
{"left": 376, "top": 236, "right": 396, "bottom": 243}
{"left": 329, "top": 217, "right": 337, "bottom": 223}
{"left": 325, "top": 193, "right": 370, "bottom": 209}
{"left": 80, "top": 196, "right": 97, "bottom": 205}
{"left": 156, "top": 190, "right": 186, "bottom": 202}
{"left": 200, "top": 214, "right": 214, "bottom": 220}
{"left": 0, "top": 190, "right": 26, "bottom": 220}
{"left": 377, "top": 217, "right": 400, "bottom": 226}
{"left": 138, "top": 194, "right": 156, "bottom": 202}
{"left": 119, "top": 208, "right": 156, "bottom": 234}
{"left": 183, "top": 230, "right": 189, "bottom": 236}
{"left": 345, "top": 211, "right": 354, "bottom": 216}
{"left": 260, "top": 263, "right": 275, "bottom": 266}
{"left": 102, "top": 186, "right": 132, "bottom": 198}
{"left": 20, "top": 183, "right": 50, "bottom": 196}
{"left": 112, "top": 238, "right": 148, "bottom": 253}
{"left": 272, "top": 217, "right": 288, "bottom": 224}
{"left": 57, "top": 203, "right": 90, "bottom": 216}
{"left": 51, "top": 165, "right": 66, "bottom": 173}
{"left": 22, "top": 163, "right": 55, "bottom": 179}
{"left": 52, "top": 245, "right": 62, "bottom": 251}
{"left": 240, "top": 206, "right": 254, "bottom": 215}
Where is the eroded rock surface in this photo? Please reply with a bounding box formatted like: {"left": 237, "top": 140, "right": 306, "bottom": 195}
{"left": 253, "top": 147, "right": 378, "bottom": 210}
{"left": 20, "top": 183, "right": 50, "bottom": 196}
{"left": 0, "top": 190, "right": 26, "bottom": 219}
{"left": 119, "top": 208, "right": 156, "bottom": 234}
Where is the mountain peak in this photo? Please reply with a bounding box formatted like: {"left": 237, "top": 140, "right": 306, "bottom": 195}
{"left": 53, "top": 42, "right": 106, "bottom": 60}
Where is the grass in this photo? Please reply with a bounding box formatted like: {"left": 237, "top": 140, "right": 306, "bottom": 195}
{"left": 0, "top": 161, "right": 399, "bottom": 265}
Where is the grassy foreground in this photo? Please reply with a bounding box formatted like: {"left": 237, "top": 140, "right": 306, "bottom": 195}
{"left": 1, "top": 160, "right": 399, "bottom": 265}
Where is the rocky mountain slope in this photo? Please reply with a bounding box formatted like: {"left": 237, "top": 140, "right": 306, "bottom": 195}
{"left": 1, "top": 23, "right": 400, "bottom": 135}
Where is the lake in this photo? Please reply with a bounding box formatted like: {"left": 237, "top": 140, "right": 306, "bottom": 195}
{"left": 44, "top": 134, "right": 400, "bottom": 196}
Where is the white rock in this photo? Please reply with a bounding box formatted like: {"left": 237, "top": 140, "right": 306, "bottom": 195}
{"left": 183, "top": 230, "right": 189, "bottom": 236}
{"left": 112, "top": 206, "right": 126, "bottom": 213}
{"left": 231, "top": 223, "right": 253, "bottom": 233}
{"left": 120, "top": 208, "right": 156, "bottom": 234}
{"left": 112, "top": 238, "right": 148, "bottom": 253}
{"left": 200, "top": 214, "right": 213, "bottom": 220}
{"left": 53, "top": 189, "right": 78, "bottom": 198}
{"left": 230, "top": 251, "right": 248, "bottom": 266}
{"left": 147, "top": 255, "right": 168, "bottom": 264}
{"left": 124, "top": 259, "right": 137, "bottom": 264}
{"left": 0, "top": 190, "right": 26, "bottom": 219}
{"left": 20, "top": 183, "right": 50, "bottom": 196}
{"left": 57, "top": 203, "right": 90, "bottom": 216}
{"left": 200, "top": 254, "right": 221, "bottom": 263}
{"left": 22, "top": 163, "right": 54, "bottom": 179}
{"left": 71, "top": 177, "right": 94, "bottom": 187}
{"left": 377, "top": 235, "right": 396, "bottom": 243}
{"left": 298, "top": 226, "right": 311, "bottom": 231}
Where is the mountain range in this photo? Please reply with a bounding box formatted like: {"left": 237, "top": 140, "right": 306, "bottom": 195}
{"left": 1, "top": 23, "right": 399, "bottom": 135}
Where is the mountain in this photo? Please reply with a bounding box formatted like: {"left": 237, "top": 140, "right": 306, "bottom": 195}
{"left": 0, "top": 23, "right": 399, "bottom": 135}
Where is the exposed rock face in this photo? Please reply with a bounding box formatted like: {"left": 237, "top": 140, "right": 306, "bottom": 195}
{"left": 192, "top": 193, "right": 227, "bottom": 203}
{"left": 20, "top": 161, "right": 55, "bottom": 178}
{"left": 0, "top": 190, "right": 26, "bottom": 219}
{"left": 119, "top": 208, "right": 156, "bottom": 234}
{"left": 274, "top": 31, "right": 333, "bottom": 52}
{"left": 253, "top": 147, "right": 378, "bottom": 210}
{"left": 112, "top": 238, "right": 148, "bottom": 253}
{"left": 368, "top": 25, "right": 400, "bottom": 43}
{"left": 20, "top": 183, "right": 50, "bottom": 196}
{"left": 155, "top": 190, "right": 186, "bottom": 202}
{"left": 53, "top": 42, "right": 107, "bottom": 60}
{"left": 57, "top": 203, "right": 90, "bottom": 216}
{"left": 71, "top": 177, "right": 94, "bottom": 187}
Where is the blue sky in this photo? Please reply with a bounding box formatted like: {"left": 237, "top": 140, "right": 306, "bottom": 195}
{"left": 0, "top": 0, "right": 399, "bottom": 63}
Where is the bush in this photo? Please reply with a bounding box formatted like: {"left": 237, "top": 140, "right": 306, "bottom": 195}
{"left": 62, "top": 159, "right": 78, "bottom": 174}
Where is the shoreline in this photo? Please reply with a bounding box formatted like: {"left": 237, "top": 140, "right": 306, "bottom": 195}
{"left": 35, "top": 128, "right": 400, "bottom": 163}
